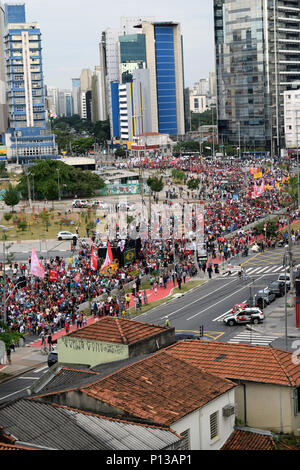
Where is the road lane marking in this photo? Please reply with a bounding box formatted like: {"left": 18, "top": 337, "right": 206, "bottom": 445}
{"left": 187, "top": 275, "right": 267, "bottom": 321}
{"left": 34, "top": 365, "right": 48, "bottom": 373}
{"left": 18, "top": 377, "right": 39, "bottom": 380}
{"left": 246, "top": 267, "right": 263, "bottom": 275}
{"left": 0, "top": 386, "right": 31, "bottom": 402}
{"left": 159, "top": 278, "right": 238, "bottom": 320}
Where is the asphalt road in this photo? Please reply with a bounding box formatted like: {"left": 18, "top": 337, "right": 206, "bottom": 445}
{"left": 134, "top": 246, "right": 300, "bottom": 351}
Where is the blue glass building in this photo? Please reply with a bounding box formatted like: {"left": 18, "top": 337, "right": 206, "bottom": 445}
{"left": 154, "top": 25, "right": 178, "bottom": 135}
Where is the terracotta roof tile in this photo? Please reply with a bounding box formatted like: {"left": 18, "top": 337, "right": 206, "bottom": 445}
{"left": 0, "top": 442, "right": 37, "bottom": 450}
{"left": 66, "top": 317, "right": 170, "bottom": 345}
{"left": 221, "top": 429, "right": 276, "bottom": 450}
{"left": 80, "top": 351, "right": 236, "bottom": 425}
{"left": 163, "top": 341, "right": 300, "bottom": 386}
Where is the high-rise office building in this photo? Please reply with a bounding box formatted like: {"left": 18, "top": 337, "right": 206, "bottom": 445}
{"left": 99, "top": 16, "right": 154, "bottom": 137}
{"left": 3, "top": 3, "right": 57, "bottom": 162}
{"left": 214, "top": 0, "right": 300, "bottom": 151}
{"left": 72, "top": 78, "right": 80, "bottom": 116}
{"left": 135, "top": 21, "right": 185, "bottom": 137}
{"left": 79, "top": 68, "right": 92, "bottom": 119}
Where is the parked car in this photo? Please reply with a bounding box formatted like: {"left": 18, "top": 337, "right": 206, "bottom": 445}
{"left": 72, "top": 199, "right": 90, "bottom": 208}
{"left": 277, "top": 274, "right": 291, "bottom": 289}
{"left": 57, "top": 231, "right": 78, "bottom": 241}
{"left": 268, "top": 281, "right": 286, "bottom": 297}
{"left": 47, "top": 349, "right": 58, "bottom": 368}
{"left": 175, "top": 332, "right": 201, "bottom": 341}
{"left": 254, "top": 288, "right": 276, "bottom": 309}
{"left": 223, "top": 307, "right": 264, "bottom": 326}
{"left": 117, "top": 202, "right": 136, "bottom": 211}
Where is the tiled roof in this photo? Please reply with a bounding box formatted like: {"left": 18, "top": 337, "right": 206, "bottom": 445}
{"left": 221, "top": 428, "right": 276, "bottom": 450}
{"left": 66, "top": 317, "right": 169, "bottom": 345}
{"left": 163, "top": 341, "right": 300, "bottom": 387}
{"left": 0, "top": 442, "right": 37, "bottom": 450}
{"left": 0, "top": 399, "right": 181, "bottom": 450}
{"left": 80, "top": 351, "right": 236, "bottom": 425}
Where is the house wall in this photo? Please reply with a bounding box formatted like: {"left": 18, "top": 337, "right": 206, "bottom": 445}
{"left": 172, "top": 389, "right": 235, "bottom": 450}
{"left": 235, "top": 381, "right": 300, "bottom": 436}
{"left": 57, "top": 336, "right": 129, "bottom": 368}
{"left": 129, "top": 329, "right": 175, "bottom": 357}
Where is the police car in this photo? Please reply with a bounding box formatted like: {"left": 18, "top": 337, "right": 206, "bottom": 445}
{"left": 223, "top": 307, "right": 264, "bottom": 326}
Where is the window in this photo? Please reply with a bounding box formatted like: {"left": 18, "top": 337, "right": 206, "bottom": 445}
{"left": 180, "top": 429, "right": 190, "bottom": 450}
{"left": 210, "top": 411, "right": 219, "bottom": 440}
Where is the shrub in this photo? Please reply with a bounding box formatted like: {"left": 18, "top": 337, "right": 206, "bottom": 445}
{"left": 3, "top": 213, "right": 12, "bottom": 221}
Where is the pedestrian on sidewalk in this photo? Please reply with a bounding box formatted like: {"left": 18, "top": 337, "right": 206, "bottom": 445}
{"left": 154, "top": 281, "right": 158, "bottom": 295}
{"left": 207, "top": 265, "right": 213, "bottom": 279}
{"left": 47, "top": 334, "right": 52, "bottom": 351}
{"left": 143, "top": 290, "right": 148, "bottom": 305}
{"left": 6, "top": 347, "right": 11, "bottom": 365}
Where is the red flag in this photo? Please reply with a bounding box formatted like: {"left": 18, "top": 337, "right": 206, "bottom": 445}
{"left": 91, "top": 246, "right": 98, "bottom": 271}
{"left": 30, "top": 249, "right": 45, "bottom": 279}
{"left": 101, "top": 242, "right": 113, "bottom": 271}
{"left": 48, "top": 269, "right": 59, "bottom": 282}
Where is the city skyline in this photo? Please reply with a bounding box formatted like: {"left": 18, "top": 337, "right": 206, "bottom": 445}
{"left": 17, "top": 0, "right": 215, "bottom": 89}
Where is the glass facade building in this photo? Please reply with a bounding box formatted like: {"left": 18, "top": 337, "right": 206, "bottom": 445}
{"left": 154, "top": 25, "right": 178, "bottom": 135}
{"left": 214, "top": 0, "right": 300, "bottom": 151}
{"left": 119, "top": 34, "right": 146, "bottom": 83}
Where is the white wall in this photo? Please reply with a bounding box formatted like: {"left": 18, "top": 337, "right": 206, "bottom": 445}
{"left": 172, "top": 389, "right": 235, "bottom": 450}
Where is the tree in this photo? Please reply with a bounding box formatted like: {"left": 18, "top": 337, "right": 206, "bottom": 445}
{"left": 173, "top": 141, "right": 200, "bottom": 153}
{"left": 172, "top": 169, "right": 186, "bottom": 183}
{"left": 0, "top": 163, "right": 8, "bottom": 178}
{"left": 187, "top": 178, "right": 200, "bottom": 191}
{"left": 286, "top": 176, "right": 298, "bottom": 207}
{"left": 147, "top": 176, "right": 164, "bottom": 193}
{"left": 17, "top": 160, "right": 105, "bottom": 201}
{"left": 3, "top": 184, "right": 20, "bottom": 212}
{"left": 115, "top": 149, "right": 126, "bottom": 158}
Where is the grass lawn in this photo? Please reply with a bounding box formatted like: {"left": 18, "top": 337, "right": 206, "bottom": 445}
{"left": 1, "top": 208, "right": 96, "bottom": 241}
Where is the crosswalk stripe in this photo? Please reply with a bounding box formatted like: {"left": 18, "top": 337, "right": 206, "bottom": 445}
{"left": 273, "top": 266, "right": 283, "bottom": 272}
{"left": 255, "top": 266, "right": 271, "bottom": 274}
{"left": 246, "top": 267, "right": 263, "bottom": 275}
{"left": 228, "top": 332, "right": 278, "bottom": 346}
{"left": 263, "top": 266, "right": 278, "bottom": 273}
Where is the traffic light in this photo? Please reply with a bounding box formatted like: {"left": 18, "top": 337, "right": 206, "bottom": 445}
{"left": 199, "top": 325, "right": 204, "bottom": 337}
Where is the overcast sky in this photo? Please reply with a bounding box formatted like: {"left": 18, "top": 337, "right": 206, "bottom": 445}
{"left": 23, "top": 0, "right": 215, "bottom": 89}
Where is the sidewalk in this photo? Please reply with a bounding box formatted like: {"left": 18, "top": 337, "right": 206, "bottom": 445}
{"left": 0, "top": 344, "right": 47, "bottom": 383}
{"left": 248, "top": 294, "right": 300, "bottom": 339}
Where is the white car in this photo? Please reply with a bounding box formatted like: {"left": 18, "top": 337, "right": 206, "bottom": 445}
{"left": 277, "top": 274, "right": 291, "bottom": 289}
{"left": 57, "top": 231, "right": 78, "bottom": 241}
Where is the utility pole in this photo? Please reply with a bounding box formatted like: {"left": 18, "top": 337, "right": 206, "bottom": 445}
{"left": 25, "top": 166, "right": 32, "bottom": 209}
